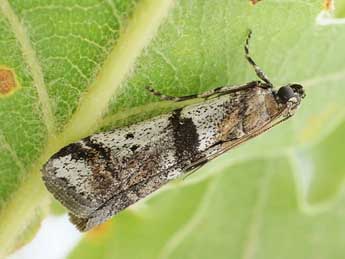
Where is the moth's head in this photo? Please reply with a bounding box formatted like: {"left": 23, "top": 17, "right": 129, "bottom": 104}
{"left": 276, "top": 84, "right": 305, "bottom": 115}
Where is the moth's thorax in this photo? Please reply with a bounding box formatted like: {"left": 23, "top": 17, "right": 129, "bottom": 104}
{"left": 217, "top": 87, "right": 280, "bottom": 142}
{"left": 242, "top": 87, "right": 279, "bottom": 132}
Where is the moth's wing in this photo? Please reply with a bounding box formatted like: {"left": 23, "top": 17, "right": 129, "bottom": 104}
{"left": 43, "top": 86, "right": 284, "bottom": 231}
{"left": 73, "top": 137, "right": 249, "bottom": 231}
{"left": 181, "top": 160, "right": 209, "bottom": 180}
{"left": 42, "top": 114, "right": 176, "bottom": 219}
{"left": 68, "top": 170, "right": 171, "bottom": 231}
{"left": 183, "top": 109, "right": 287, "bottom": 176}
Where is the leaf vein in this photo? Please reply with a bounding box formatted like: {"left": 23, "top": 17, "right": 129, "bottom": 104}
{"left": 0, "top": 130, "right": 26, "bottom": 174}
{"left": 158, "top": 177, "right": 219, "bottom": 259}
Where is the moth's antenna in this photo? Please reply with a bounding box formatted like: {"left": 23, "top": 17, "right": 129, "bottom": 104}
{"left": 244, "top": 30, "right": 273, "bottom": 87}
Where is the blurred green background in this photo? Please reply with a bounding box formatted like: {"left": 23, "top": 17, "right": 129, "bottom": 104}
{"left": 1, "top": 0, "right": 345, "bottom": 258}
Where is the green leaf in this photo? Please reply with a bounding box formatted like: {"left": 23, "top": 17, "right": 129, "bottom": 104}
{"left": 1, "top": 0, "right": 345, "bottom": 258}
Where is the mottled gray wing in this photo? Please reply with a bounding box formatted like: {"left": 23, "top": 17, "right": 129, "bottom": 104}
{"left": 42, "top": 114, "right": 179, "bottom": 217}
{"left": 42, "top": 85, "right": 284, "bottom": 231}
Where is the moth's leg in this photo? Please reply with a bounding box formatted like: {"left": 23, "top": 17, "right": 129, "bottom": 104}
{"left": 244, "top": 30, "right": 273, "bottom": 87}
{"left": 146, "top": 80, "right": 264, "bottom": 102}
{"left": 145, "top": 86, "right": 198, "bottom": 102}
{"left": 198, "top": 80, "right": 261, "bottom": 98}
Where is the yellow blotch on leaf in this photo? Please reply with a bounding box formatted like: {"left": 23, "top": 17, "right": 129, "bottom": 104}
{"left": 323, "top": 0, "right": 334, "bottom": 11}
{"left": 85, "top": 220, "right": 112, "bottom": 240}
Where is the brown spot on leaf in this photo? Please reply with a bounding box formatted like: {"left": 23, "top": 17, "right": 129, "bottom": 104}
{"left": 0, "top": 67, "right": 19, "bottom": 96}
{"left": 250, "top": 0, "right": 262, "bottom": 5}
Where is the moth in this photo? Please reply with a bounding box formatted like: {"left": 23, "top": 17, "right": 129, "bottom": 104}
{"left": 42, "top": 31, "right": 305, "bottom": 231}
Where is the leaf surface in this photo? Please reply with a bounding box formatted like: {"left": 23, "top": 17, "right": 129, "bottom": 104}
{"left": 1, "top": 0, "right": 345, "bottom": 258}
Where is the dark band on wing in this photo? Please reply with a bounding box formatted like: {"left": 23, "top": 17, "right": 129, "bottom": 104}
{"left": 168, "top": 108, "right": 200, "bottom": 163}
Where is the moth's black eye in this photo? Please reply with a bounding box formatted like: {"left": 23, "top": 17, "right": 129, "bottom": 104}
{"left": 277, "top": 86, "right": 295, "bottom": 103}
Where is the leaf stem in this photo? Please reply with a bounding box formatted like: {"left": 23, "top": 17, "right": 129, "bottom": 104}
{"left": 0, "top": 170, "right": 49, "bottom": 257}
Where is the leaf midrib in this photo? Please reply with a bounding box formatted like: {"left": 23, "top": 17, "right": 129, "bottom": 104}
{"left": 62, "top": 0, "right": 176, "bottom": 143}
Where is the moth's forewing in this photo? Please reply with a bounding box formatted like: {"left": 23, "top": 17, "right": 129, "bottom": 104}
{"left": 69, "top": 171, "right": 169, "bottom": 231}
{"left": 42, "top": 85, "right": 287, "bottom": 231}
{"left": 42, "top": 115, "right": 177, "bottom": 216}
